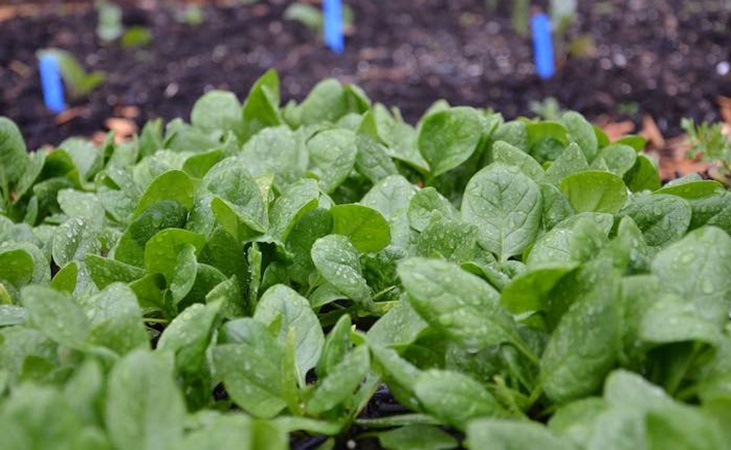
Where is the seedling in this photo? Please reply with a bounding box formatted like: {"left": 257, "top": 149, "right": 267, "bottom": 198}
{"left": 36, "top": 49, "right": 106, "bottom": 99}
{"left": 284, "top": 2, "right": 354, "bottom": 37}
{"left": 529, "top": 96, "right": 563, "bottom": 119}
{"left": 121, "top": 26, "right": 153, "bottom": 48}
{"left": 682, "top": 117, "right": 731, "bottom": 179}
{"left": 95, "top": 0, "right": 123, "bottom": 42}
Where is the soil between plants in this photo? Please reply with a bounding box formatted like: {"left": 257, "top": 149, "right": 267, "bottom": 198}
{"left": 1, "top": 0, "right": 730, "bottom": 151}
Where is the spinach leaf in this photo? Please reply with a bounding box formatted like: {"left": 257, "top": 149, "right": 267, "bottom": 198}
{"left": 418, "top": 107, "right": 483, "bottom": 177}
{"left": 414, "top": 369, "right": 507, "bottom": 429}
{"left": 331, "top": 204, "right": 391, "bottom": 253}
{"left": 311, "top": 235, "right": 372, "bottom": 308}
{"left": 462, "top": 163, "right": 542, "bottom": 261}
{"left": 254, "top": 284, "right": 324, "bottom": 383}
{"left": 540, "top": 271, "right": 621, "bottom": 403}
{"left": 398, "top": 258, "right": 534, "bottom": 359}
{"left": 106, "top": 350, "right": 186, "bottom": 450}
{"left": 559, "top": 171, "right": 628, "bottom": 214}
{"left": 651, "top": 226, "right": 731, "bottom": 328}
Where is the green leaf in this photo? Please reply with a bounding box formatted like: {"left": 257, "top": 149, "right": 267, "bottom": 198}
{"left": 190, "top": 90, "right": 241, "bottom": 134}
{"left": 134, "top": 170, "right": 195, "bottom": 217}
{"left": 106, "top": 350, "right": 186, "bottom": 450}
{"left": 240, "top": 126, "right": 307, "bottom": 189}
{"left": 494, "top": 120, "right": 529, "bottom": 151}
{"left": 527, "top": 213, "right": 611, "bottom": 265}
{"left": 299, "top": 79, "right": 348, "bottom": 125}
{"left": 179, "top": 415, "right": 254, "bottom": 450}
{"left": 462, "top": 163, "right": 542, "bottom": 261}
{"left": 354, "top": 133, "right": 398, "bottom": 183}
{"left": 306, "top": 345, "right": 370, "bottom": 415}
{"left": 559, "top": 171, "right": 628, "bottom": 214}
{"left": 501, "top": 262, "right": 579, "bottom": 314}
{"left": 182, "top": 148, "right": 223, "bottom": 179}
{"left": 526, "top": 121, "right": 569, "bottom": 163}
{"left": 114, "top": 200, "right": 188, "bottom": 267}
{"left": 592, "top": 143, "right": 637, "bottom": 177}
{"left": 57, "top": 189, "right": 105, "bottom": 229}
{"left": 646, "top": 406, "right": 726, "bottom": 450}
{"left": 202, "top": 157, "right": 268, "bottom": 238}
{"left": 143, "top": 228, "right": 205, "bottom": 283}
{"left": 651, "top": 226, "right": 731, "bottom": 328}
{"left": 368, "top": 342, "right": 423, "bottom": 410}
{"left": 655, "top": 179, "right": 722, "bottom": 199}
{"left": 639, "top": 294, "right": 723, "bottom": 346}
{"left": 0, "top": 384, "right": 84, "bottom": 450}
{"left": 377, "top": 424, "right": 458, "bottom": 450}
{"left": 313, "top": 315, "right": 353, "bottom": 380}
{"left": 545, "top": 143, "right": 589, "bottom": 185}
{"left": 416, "top": 211, "right": 478, "bottom": 262}
{"left": 467, "top": 419, "right": 574, "bottom": 450}
{"left": 158, "top": 301, "right": 221, "bottom": 374}
{"left": 618, "top": 275, "right": 659, "bottom": 367}
{"left": 239, "top": 69, "right": 282, "bottom": 142}
{"left": 615, "top": 134, "right": 646, "bottom": 151}
{"left": 414, "top": 369, "right": 506, "bottom": 430}
{"left": 398, "top": 258, "right": 528, "bottom": 355}
{"left": 59, "top": 137, "right": 102, "bottom": 181}
{"left": 418, "top": 107, "right": 483, "bottom": 177}
{"left": 539, "top": 183, "right": 574, "bottom": 230}
{"left": 0, "top": 305, "right": 28, "bottom": 326}
{"left": 311, "top": 234, "right": 371, "bottom": 307}
{"left": 85, "top": 254, "right": 146, "bottom": 290}
{"left": 212, "top": 338, "right": 287, "bottom": 418}
{"left": 493, "top": 140, "right": 545, "bottom": 182}
{"left": 84, "top": 283, "right": 148, "bottom": 354}
{"left": 361, "top": 175, "right": 418, "bottom": 249}
{"left": 619, "top": 193, "right": 691, "bottom": 247}
{"left": 254, "top": 284, "right": 325, "bottom": 382}
{"left": 0, "top": 248, "right": 35, "bottom": 289}
{"left": 0, "top": 116, "right": 28, "bottom": 197}
{"left": 540, "top": 272, "right": 620, "bottom": 404}
{"left": 268, "top": 178, "right": 319, "bottom": 243}
{"left": 624, "top": 154, "right": 661, "bottom": 192}
{"left": 331, "top": 204, "right": 391, "bottom": 253}
{"left": 52, "top": 218, "right": 101, "bottom": 266}
{"left": 307, "top": 129, "right": 358, "bottom": 193}
{"left": 21, "top": 285, "right": 90, "bottom": 349}
{"left": 285, "top": 208, "right": 333, "bottom": 284}
{"left": 561, "top": 111, "right": 598, "bottom": 162}
{"left": 407, "top": 186, "right": 458, "bottom": 232}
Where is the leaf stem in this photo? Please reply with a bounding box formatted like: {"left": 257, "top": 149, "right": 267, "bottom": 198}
{"left": 143, "top": 318, "right": 169, "bottom": 324}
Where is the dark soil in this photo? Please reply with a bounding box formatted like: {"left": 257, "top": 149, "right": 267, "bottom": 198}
{"left": 1, "top": 0, "right": 730, "bottom": 150}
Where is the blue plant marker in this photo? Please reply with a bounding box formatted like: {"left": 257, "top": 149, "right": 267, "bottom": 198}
{"left": 39, "top": 54, "right": 65, "bottom": 113}
{"left": 531, "top": 13, "right": 555, "bottom": 79}
{"left": 323, "top": 0, "right": 344, "bottom": 54}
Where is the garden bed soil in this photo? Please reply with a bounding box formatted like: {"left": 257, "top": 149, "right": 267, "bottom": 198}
{"left": 1, "top": 0, "right": 730, "bottom": 153}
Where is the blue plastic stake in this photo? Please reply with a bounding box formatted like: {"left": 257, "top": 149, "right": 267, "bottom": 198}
{"left": 39, "top": 54, "right": 66, "bottom": 113}
{"left": 531, "top": 13, "right": 555, "bottom": 79}
{"left": 323, "top": 0, "right": 344, "bottom": 54}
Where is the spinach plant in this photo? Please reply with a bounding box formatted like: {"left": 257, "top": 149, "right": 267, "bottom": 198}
{"left": 0, "top": 70, "right": 730, "bottom": 449}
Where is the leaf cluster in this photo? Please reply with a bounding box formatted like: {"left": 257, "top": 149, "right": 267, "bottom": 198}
{"left": 1, "top": 70, "right": 730, "bottom": 449}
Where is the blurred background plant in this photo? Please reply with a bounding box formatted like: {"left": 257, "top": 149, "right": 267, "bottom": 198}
{"left": 529, "top": 96, "right": 563, "bottom": 120}
{"left": 96, "top": 0, "right": 152, "bottom": 47}
{"left": 682, "top": 118, "right": 731, "bottom": 181}
{"left": 36, "top": 48, "right": 106, "bottom": 99}
{"left": 485, "top": 0, "right": 595, "bottom": 61}
{"left": 284, "top": 1, "right": 355, "bottom": 36}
